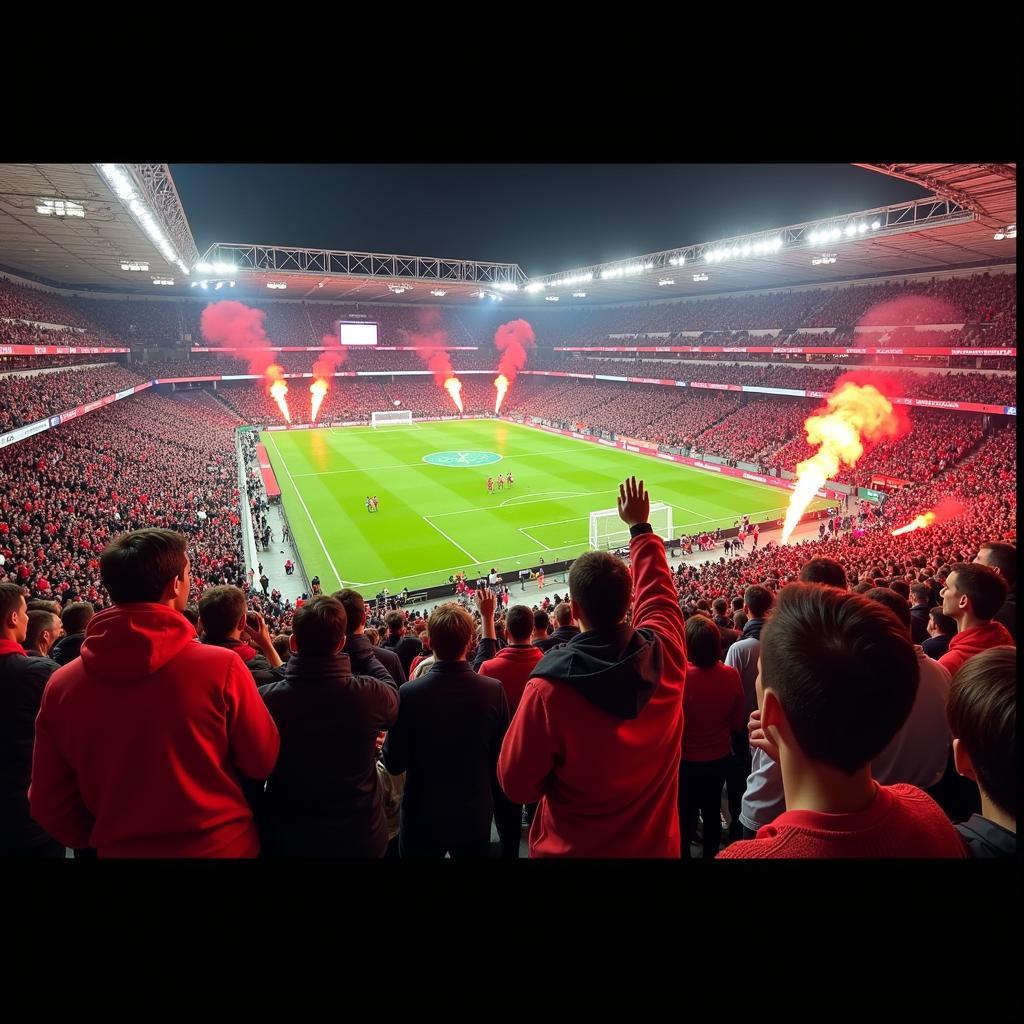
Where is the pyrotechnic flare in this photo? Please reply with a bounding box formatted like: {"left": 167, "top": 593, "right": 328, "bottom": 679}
{"left": 780, "top": 377, "right": 909, "bottom": 544}
{"left": 310, "top": 378, "right": 328, "bottom": 422}
{"left": 494, "top": 374, "right": 509, "bottom": 413}
{"left": 267, "top": 365, "right": 291, "bottom": 423}
{"left": 444, "top": 376, "right": 464, "bottom": 414}
{"left": 891, "top": 512, "right": 936, "bottom": 536}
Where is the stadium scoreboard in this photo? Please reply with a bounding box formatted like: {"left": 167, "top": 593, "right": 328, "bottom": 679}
{"left": 339, "top": 321, "right": 378, "bottom": 346}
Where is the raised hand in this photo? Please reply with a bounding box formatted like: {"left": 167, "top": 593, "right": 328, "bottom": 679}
{"left": 616, "top": 475, "right": 650, "bottom": 528}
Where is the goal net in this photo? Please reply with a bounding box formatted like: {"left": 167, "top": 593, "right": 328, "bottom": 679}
{"left": 589, "top": 503, "right": 673, "bottom": 551}
{"left": 371, "top": 410, "right": 413, "bottom": 428}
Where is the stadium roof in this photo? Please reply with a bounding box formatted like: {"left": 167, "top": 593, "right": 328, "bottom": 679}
{"left": 0, "top": 163, "right": 1014, "bottom": 305}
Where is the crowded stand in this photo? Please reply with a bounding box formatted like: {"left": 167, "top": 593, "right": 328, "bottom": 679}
{"left": 689, "top": 399, "right": 813, "bottom": 463}
{"left": 0, "top": 277, "right": 104, "bottom": 331}
{"left": 0, "top": 365, "right": 148, "bottom": 432}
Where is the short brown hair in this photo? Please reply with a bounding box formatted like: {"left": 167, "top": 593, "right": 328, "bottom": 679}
{"left": 0, "top": 582, "right": 26, "bottom": 621}
{"left": 568, "top": 551, "right": 632, "bottom": 630}
{"left": 552, "top": 601, "right": 573, "bottom": 626}
{"left": 505, "top": 605, "right": 534, "bottom": 642}
{"left": 760, "top": 583, "right": 918, "bottom": 774}
{"left": 100, "top": 529, "right": 187, "bottom": 604}
{"left": 61, "top": 601, "right": 95, "bottom": 634}
{"left": 799, "top": 558, "right": 847, "bottom": 590}
{"left": 427, "top": 602, "right": 474, "bottom": 661}
{"left": 292, "top": 596, "right": 347, "bottom": 656}
{"left": 685, "top": 613, "right": 721, "bottom": 670}
{"left": 198, "top": 585, "right": 247, "bottom": 641}
{"left": 333, "top": 589, "right": 366, "bottom": 635}
{"left": 385, "top": 610, "right": 404, "bottom": 635}
{"left": 26, "top": 609, "right": 60, "bottom": 651}
{"left": 947, "top": 646, "right": 1016, "bottom": 818}
{"left": 948, "top": 562, "right": 1008, "bottom": 621}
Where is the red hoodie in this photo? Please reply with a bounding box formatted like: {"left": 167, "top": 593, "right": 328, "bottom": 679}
{"left": 30, "top": 603, "right": 280, "bottom": 858}
{"left": 480, "top": 643, "right": 544, "bottom": 716}
{"left": 498, "top": 529, "right": 686, "bottom": 858}
{"left": 938, "top": 620, "right": 1014, "bottom": 676}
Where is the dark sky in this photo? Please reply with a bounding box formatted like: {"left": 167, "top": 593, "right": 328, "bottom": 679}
{"left": 170, "top": 164, "right": 932, "bottom": 278}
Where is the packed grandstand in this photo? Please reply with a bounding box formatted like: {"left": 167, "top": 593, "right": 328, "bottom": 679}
{"left": 0, "top": 162, "right": 1016, "bottom": 863}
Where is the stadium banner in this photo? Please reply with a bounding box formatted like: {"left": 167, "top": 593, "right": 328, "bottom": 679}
{"left": 255, "top": 443, "right": 282, "bottom": 500}
{"left": 1005, "top": 406, "right": 1016, "bottom": 416}
{"left": 189, "top": 345, "right": 478, "bottom": 353}
{"left": 553, "top": 345, "right": 1015, "bottom": 357}
{"left": 742, "top": 386, "right": 807, "bottom": 397}
{"left": 0, "top": 418, "right": 50, "bottom": 449}
{"left": 802, "top": 391, "right": 1009, "bottom": 414}
{"left": 0, "top": 344, "right": 130, "bottom": 355}
{"left": 505, "top": 418, "right": 845, "bottom": 500}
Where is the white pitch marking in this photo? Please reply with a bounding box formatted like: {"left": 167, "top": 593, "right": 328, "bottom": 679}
{"left": 518, "top": 527, "right": 553, "bottom": 551}
{"left": 421, "top": 515, "right": 479, "bottom": 563}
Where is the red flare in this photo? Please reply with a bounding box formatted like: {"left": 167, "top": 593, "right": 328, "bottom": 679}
{"left": 310, "top": 378, "right": 328, "bottom": 422}
{"left": 444, "top": 376, "right": 464, "bottom": 414}
{"left": 494, "top": 374, "right": 509, "bottom": 413}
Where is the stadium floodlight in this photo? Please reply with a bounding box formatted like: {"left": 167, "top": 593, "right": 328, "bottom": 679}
{"left": 524, "top": 282, "right": 545, "bottom": 292}
{"left": 36, "top": 198, "right": 85, "bottom": 218}
{"left": 266, "top": 282, "right": 287, "bottom": 289}
{"left": 1006, "top": 225, "right": 1017, "bottom": 238}
{"left": 97, "top": 164, "right": 181, "bottom": 269}
{"left": 388, "top": 284, "right": 411, "bottom": 294}
{"left": 545, "top": 295, "right": 560, "bottom": 301}
{"left": 572, "top": 291, "right": 586, "bottom": 297}
{"left": 871, "top": 221, "right": 881, "bottom": 230}
{"left": 993, "top": 231, "right": 1005, "bottom": 240}
{"left": 844, "top": 224, "right": 857, "bottom": 237}
{"left": 693, "top": 272, "right": 709, "bottom": 282}
{"left": 195, "top": 262, "right": 213, "bottom": 273}
{"left": 200, "top": 281, "right": 208, "bottom": 290}
{"left": 858, "top": 223, "right": 868, "bottom": 233}
{"left": 658, "top": 279, "right": 674, "bottom": 286}
{"left": 430, "top": 289, "right": 447, "bottom": 297}
{"left": 120, "top": 261, "right": 150, "bottom": 271}
{"left": 151, "top": 277, "right": 174, "bottom": 285}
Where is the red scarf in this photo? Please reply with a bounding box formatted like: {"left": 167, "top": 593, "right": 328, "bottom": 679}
{"left": 0, "top": 638, "right": 26, "bottom": 656}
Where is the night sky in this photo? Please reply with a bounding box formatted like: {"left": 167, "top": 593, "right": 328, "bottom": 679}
{"left": 170, "top": 164, "right": 932, "bottom": 278}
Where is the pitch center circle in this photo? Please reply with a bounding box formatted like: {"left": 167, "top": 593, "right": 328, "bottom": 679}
{"left": 422, "top": 450, "right": 503, "bottom": 467}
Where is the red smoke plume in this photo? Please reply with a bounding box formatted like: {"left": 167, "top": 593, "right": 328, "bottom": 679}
{"left": 891, "top": 497, "right": 965, "bottom": 536}
{"left": 309, "top": 332, "right": 348, "bottom": 423}
{"left": 493, "top": 319, "right": 536, "bottom": 412}
{"left": 405, "top": 311, "right": 463, "bottom": 413}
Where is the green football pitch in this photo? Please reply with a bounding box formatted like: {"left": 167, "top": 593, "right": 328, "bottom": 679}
{"left": 260, "top": 418, "right": 830, "bottom": 597}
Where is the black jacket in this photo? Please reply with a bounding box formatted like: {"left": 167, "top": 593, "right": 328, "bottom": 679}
{"left": 345, "top": 633, "right": 406, "bottom": 685}
{"left": 258, "top": 652, "right": 399, "bottom": 857}
{"left": 993, "top": 590, "right": 1016, "bottom": 642}
{"left": 382, "top": 633, "right": 424, "bottom": 678}
{"left": 533, "top": 624, "right": 581, "bottom": 653}
{"left": 0, "top": 650, "right": 63, "bottom": 855}
{"left": 203, "top": 637, "right": 284, "bottom": 687}
{"left": 909, "top": 604, "right": 931, "bottom": 646}
{"left": 50, "top": 632, "right": 86, "bottom": 667}
{"left": 956, "top": 814, "right": 1016, "bottom": 858}
{"left": 383, "top": 661, "right": 509, "bottom": 848}
{"left": 922, "top": 633, "right": 952, "bottom": 661}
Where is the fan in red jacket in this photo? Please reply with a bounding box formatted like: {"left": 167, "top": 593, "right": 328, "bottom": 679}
{"left": 937, "top": 562, "right": 1014, "bottom": 677}
{"left": 498, "top": 476, "right": 686, "bottom": 858}
{"left": 719, "top": 583, "right": 964, "bottom": 859}
{"left": 29, "top": 528, "right": 280, "bottom": 858}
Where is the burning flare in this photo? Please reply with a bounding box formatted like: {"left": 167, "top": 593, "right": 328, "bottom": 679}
{"left": 891, "top": 511, "right": 936, "bottom": 536}
{"left": 494, "top": 374, "right": 509, "bottom": 413}
{"left": 267, "top": 364, "right": 291, "bottom": 423}
{"left": 781, "top": 380, "right": 907, "bottom": 544}
{"left": 310, "top": 378, "right": 328, "bottom": 423}
{"left": 443, "top": 376, "right": 464, "bottom": 414}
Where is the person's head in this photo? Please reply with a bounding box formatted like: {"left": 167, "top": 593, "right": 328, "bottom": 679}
{"left": 712, "top": 597, "right": 729, "bottom": 619}
{"left": 0, "top": 582, "right": 29, "bottom": 643}
{"left": 731, "top": 595, "right": 744, "bottom": 612}
{"left": 941, "top": 562, "right": 1007, "bottom": 627}
{"left": 927, "top": 607, "right": 957, "bottom": 638}
{"left": 852, "top": 581, "right": 874, "bottom": 594}
{"left": 743, "top": 585, "right": 772, "bottom": 620}
{"left": 758, "top": 583, "right": 918, "bottom": 775}
{"left": 733, "top": 610, "right": 748, "bottom": 631}
{"left": 272, "top": 633, "right": 292, "bottom": 664}
{"left": 60, "top": 601, "right": 95, "bottom": 636}
{"left": 948, "top": 646, "right": 1016, "bottom": 825}
{"left": 910, "top": 583, "right": 932, "bottom": 607}
{"left": 552, "top": 601, "right": 574, "bottom": 627}
{"left": 533, "top": 609, "right": 550, "bottom": 638}
{"left": 799, "top": 557, "right": 848, "bottom": 590}
{"left": 364, "top": 626, "right": 380, "bottom": 646}
{"left": 27, "top": 599, "right": 62, "bottom": 616}
{"left": 100, "top": 529, "right": 190, "bottom": 610}
{"left": 426, "top": 603, "right": 474, "bottom": 662}
{"left": 385, "top": 610, "right": 405, "bottom": 637}
{"left": 26, "top": 608, "right": 62, "bottom": 656}
{"left": 974, "top": 541, "right": 1017, "bottom": 591}
{"left": 505, "top": 605, "right": 535, "bottom": 643}
{"left": 197, "top": 585, "right": 248, "bottom": 642}
{"left": 290, "top": 596, "right": 347, "bottom": 657}
{"left": 685, "top": 613, "right": 722, "bottom": 670}
{"left": 333, "top": 589, "right": 367, "bottom": 635}
{"left": 864, "top": 587, "right": 912, "bottom": 635}
{"left": 889, "top": 579, "right": 911, "bottom": 601}
{"left": 181, "top": 605, "right": 200, "bottom": 631}
{"left": 567, "top": 550, "right": 632, "bottom": 631}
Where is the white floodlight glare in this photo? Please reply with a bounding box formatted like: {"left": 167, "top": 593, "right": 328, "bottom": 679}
{"left": 266, "top": 282, "right": 287, "bottom": 290}
{"left": 120, "top": 261, "right": 149, "bottom": 271}
{"left": 151, "top": 277, "right": 174, "bottom": 285}
{"left": 524, "top": 282, "right": 545, "bottom": 292}
{"left": 993, "top": 231, "right": 1005, "bottom": 240}
{"left": 871, "top": 221, "right": 881, "bottom": 230}
{"left": 658, "top": 279, "right": 674, "bottom": 286}
{"left": 844, "top": 225, "right": 857, "bottom": 237}
{"left": 668, "top": 255, "right": 686, "bottom": 266}
{"left": 36, "top": 199, "right": 85, "bottom": 217}
{"left": 572, "top": 291, "right": 586, "bottom": 298}
{"left": 200, "top": 281, "right": 208, "bottom": 290}
{"left": 858, "top": 223, "right": 868, "bottom": 233}
{"left": 430, "top": 289, "right": 447, "bottom": 297}
{"left": 97, "top": 164, "right": 181, "bottom": 268}
{"left": 693, "top": 272, "right": 708, "bottom": 282}
{"left": 1006, "top": 225, "right": 1017, "bottom": 238}
{"left": 545, "top": 295, "right": 559, "bottom": 301}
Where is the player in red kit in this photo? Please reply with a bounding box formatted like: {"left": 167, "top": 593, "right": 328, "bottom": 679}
{"left": 487, "top": 477, "right": 494, "bottom": 494}
{"left": 496, "top": 475, "right": 504, "bottom": 490}
{"left": 506, "top": 473, "right": 513, "bottom": 489}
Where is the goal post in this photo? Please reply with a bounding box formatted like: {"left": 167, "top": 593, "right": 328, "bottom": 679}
{"left": 588, "top": 503, "right": 674, "bottom": 550}
{"left": 371, "top": 409, "right": 413, "bottom": 428}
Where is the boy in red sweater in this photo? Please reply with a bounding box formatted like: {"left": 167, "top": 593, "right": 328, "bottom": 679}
{"left": 498, "top": 476, "right": 686, "bottom": 858}
{"left": 938, "top": 562, "right": 1014, "bottom": 676}
{"left": 719, "top": 583, "right": 965, "bottom": 859}
{"left": 30, "top": 529, "right": 280, "bottom": 857}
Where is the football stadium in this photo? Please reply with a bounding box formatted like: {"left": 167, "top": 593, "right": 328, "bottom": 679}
{"left": 0, "top": 162, "right": 1016, "bottom": 866}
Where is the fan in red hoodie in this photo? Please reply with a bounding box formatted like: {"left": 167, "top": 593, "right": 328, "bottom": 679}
{"left": 498, "top": 476, "right": 686, "bottom": 858}
{"left": 30, "top": 528, "right": 280, "bottom": 858}
{"left": 719, "top": 584, "right": 965, "bottom": 859}
{"left": 937, "top": 562, "right": 1015, "bottom": 677}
